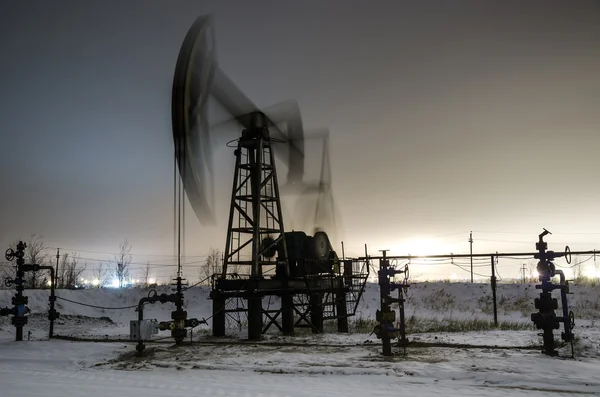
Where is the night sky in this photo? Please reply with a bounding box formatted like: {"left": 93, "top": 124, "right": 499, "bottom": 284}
{"left": 1, "top": 1, "right": 600, "bottom": 281}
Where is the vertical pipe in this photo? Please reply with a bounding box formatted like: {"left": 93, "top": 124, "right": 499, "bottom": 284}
{"left": 398, "top": 287, "right": 408, "bottom": 353}
{"left": 136, "top": 300, "right": 146, "bottom": 355}
{"left": 341, "top": 241, "right": 345, "bottom": 261}
{"left": 378, "top": 250, "right": 392, "bottom": 356}
{"left": 14, "top": 242, "right": 26, "bottom": 341}
{"left": 48, "top": 267, "right": 56, "bottom": 338}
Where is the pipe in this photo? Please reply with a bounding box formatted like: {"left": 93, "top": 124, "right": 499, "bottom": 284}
{"left": 358, "top": 249, "right": 599, "bottom": 261}
{"left": 22, "top": 265, "right": 56, "bottom": 338}
{"left": 135, "top": 293, "right": 178, "bottom": 355}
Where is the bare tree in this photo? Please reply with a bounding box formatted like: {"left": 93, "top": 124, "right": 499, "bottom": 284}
{"left": 113, "top": 239, "right": 132, "bottom": 288}
{"left": 200, "top": 248, "right": 222, "bottom": 283}
{"left": 526, "top": 260, "right": 539, "bottom": 283}
{"left": 0, "top": 260, "right": 13, "bottom": 290}
{"left": 573, "top": 255, "right": 585, "bottom": 282}
{"left": 26, "top": 236, "right": 49, "bottom": 289}
{"left": 58, "top": 253, "right": 87, "bottom": 289}
{"left": 141, "top": 262, "right": 151, "bottom": 286}
{"left": 91, "top": 263, "right": 110, "bottom": 288}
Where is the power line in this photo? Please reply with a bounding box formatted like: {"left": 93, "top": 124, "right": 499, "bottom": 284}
{"left": 55, "top": 296, "right": 138, "bottom": 310}
{"left": 43, "top": 246, "right": 207, "bottom": 259}
{"left": 50, "top": 255, "right": 206, "bottom": 268}
{"left": 473, "top": 230, "right": 600, "bottom": 235}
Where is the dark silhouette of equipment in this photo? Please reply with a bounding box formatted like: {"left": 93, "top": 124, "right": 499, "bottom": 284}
{"left": 362, "top": 231, "right": 593, "bottom": 357}
{"left": 132, "top": 291, "right": 204, "bottom": 355}
{"left": 374, "top": 251, "right": 410, "bottom": 356}
{"left": 530, "top": 229, "right": 575, "bottom": 357}
{"left": 4, "top": 241, "right": 59, "bottom": 340}
{"left": 171, "top": 15, "right": 368, "bottom": 340}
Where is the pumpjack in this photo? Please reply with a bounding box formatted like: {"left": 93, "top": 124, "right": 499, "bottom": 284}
{"left": 171, "top": 16, "right": 368, "bottom": 340}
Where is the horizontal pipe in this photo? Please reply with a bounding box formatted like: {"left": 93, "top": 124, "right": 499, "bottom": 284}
{"left": 358, "top": 250, "right": 598, "bottom": 261}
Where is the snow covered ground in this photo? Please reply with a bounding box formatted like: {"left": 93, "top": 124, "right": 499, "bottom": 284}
{"left": 1, "top": 282, "right": 599, "bottom": 396}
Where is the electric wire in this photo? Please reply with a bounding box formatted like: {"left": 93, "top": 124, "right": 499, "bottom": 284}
{"left": 55, "top": 296, "right": 138, "bottom": 310}
{"left": 555, "top": 255, "right": 595, "bottom": 269}
{"left": 42, "top": 247, "right": 206, "bottom": 259}
{"left": 183, "top": 275, "right": 212, "bottom": 290}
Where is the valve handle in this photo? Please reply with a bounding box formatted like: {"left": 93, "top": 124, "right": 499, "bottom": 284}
{"left": 4, "top": 277, "right": 14, "bottom": 287}
{"left": 402, "top": 264, "right": 410, "bottom": 295}
{"left": 5, "top": 248, "right": 14, "bottom": 262}
{"left": 564, "top": 246, "right": 571, "bottom": 264}
{"left": 569, "top": 310, "right": 575, "bottom": 330}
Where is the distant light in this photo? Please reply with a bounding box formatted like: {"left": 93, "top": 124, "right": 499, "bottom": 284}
{"left": 149, "top": 278, "right": 156, "bottom": 284}
{"left": 450, "top": 274, "right": 457, "bottom": 280}
{"left": 46, "top": 279, "right": 52, "bottom": 286}
{"left": 110, "top": 279, "right": 120, "bottom": 288}
{"left": 91, "top": 279, "right": 100, "bottom": 286}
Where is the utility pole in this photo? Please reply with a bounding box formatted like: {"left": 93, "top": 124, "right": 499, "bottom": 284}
{"left": 469, "top": 231, "right": 474, "bottom": 283}
{"left": 521, "top": 263, "right": 527, "bottom": 283}
{"left": 490, "top": 255, "right": 498, "bottom": 326}
{"left": 55, "top": 248, "right": 60, "bottom": 288}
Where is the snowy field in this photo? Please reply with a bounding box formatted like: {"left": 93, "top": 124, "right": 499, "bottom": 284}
{"left": 1, "top": 282, "right": 599, "bottom": 396}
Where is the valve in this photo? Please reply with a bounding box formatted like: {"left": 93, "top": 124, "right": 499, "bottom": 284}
{"left": 157, "top": 318, "right": 204, "bottom": 330}
{"left": 373, "top": 324, "right": 381, "bottom": 338}
{"left": 530, "top": 230, "right": 576, "bottom": 357}
{"left": 186, "top": 318, "right": 204, "bottom": 328}
{"left": 376, "top": 252, "right": 410, "bottom": 356}
{"left": 48, "top": 308, "right": 60, "bottom": 321}
{"left": 5, "top": 248, "right": 15, "bottom": 261}
{"left": 569, "top": 310, "right": 575, "bottom": 330}
{"left": 564, "top": 246, "right": 571, "bottom": 264}
{"left": 372, "top": 323, "right": 398, "bottom": 339}
{"left": 0, "top": 307, "right": 13, "bottom": 316}
{"left": 158, "top": 321, "right": 173, "bottom": 331}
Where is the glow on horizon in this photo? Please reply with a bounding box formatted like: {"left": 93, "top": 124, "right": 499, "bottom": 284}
{"left": 390, "top": 237, "right": 459, "bottom": 256}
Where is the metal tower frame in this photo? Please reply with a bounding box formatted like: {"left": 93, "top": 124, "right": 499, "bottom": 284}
{"left": 220, "top": 112, "right": 289, "bottom": 339}
{"left": 222, "top": 111, "right": 288, "bottom": 278}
